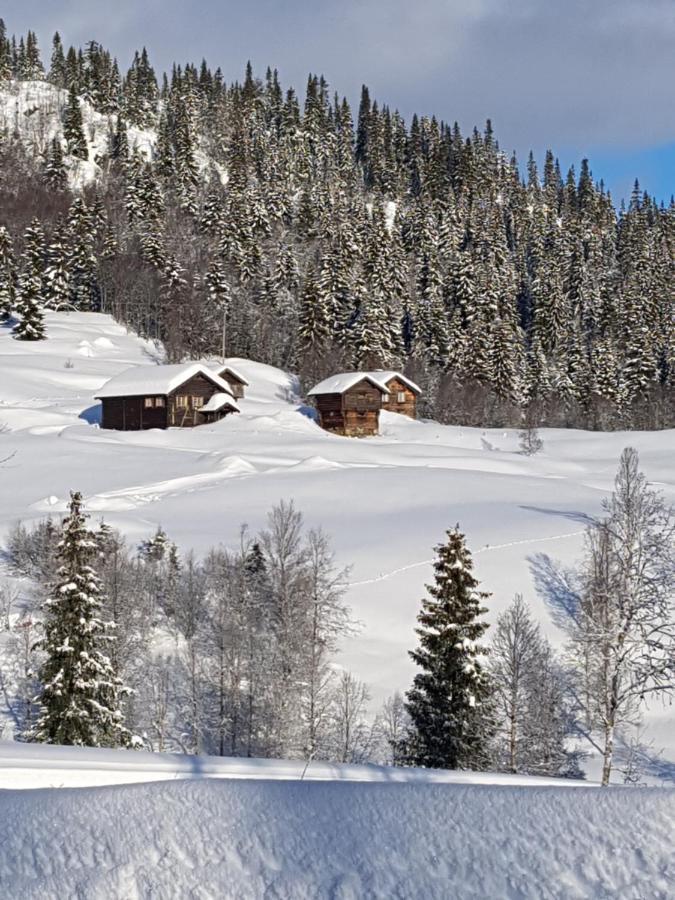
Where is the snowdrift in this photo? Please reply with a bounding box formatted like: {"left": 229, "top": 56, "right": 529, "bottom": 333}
{"left": 0, "top": 741, "right": 589, "bottom": 790}
{"left": 1, "top": 774, "right": 673, "bottom": 898}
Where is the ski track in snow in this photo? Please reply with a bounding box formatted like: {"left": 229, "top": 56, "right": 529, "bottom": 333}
{"left": 347, "top": 530, "right": 586, "bottom": 587}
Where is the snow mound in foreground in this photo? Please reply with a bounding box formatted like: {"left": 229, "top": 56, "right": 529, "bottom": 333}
{"left": 1, "top": 776, "right": 673, "bottom": 899}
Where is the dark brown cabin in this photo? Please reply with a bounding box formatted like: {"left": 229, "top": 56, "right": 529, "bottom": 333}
{"left": 308, "top": 374, "right": 388, "bottom": 437}
{"left": 96, "top": 364, "right": 239, "bottom": 431}
{"left": 212, "top": 364, "right": 249, "bottom": 399}
{"left": 365, "top": 372, "right": 421, "bottom": 419}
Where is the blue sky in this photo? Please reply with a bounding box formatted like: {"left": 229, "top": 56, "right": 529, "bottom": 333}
{"left": 3, "top": 0, "right": 673, "bottom": 204}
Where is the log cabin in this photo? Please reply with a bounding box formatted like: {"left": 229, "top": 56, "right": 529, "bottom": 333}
{"left": 96, "top": 363, "right": 240, "bottom": 430}
{"left": 363, "top": 371, "right": 421, "bottom": 419}
{"left": 210, "top": 364, "right": 249, "bottom": 399}
{"left": 308, "top": 373, "right": 389, "bottom": 437}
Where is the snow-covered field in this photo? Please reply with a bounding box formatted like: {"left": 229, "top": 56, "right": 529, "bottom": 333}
{"left": 1, "top": 312, "right": 675, "bottom": 897}
{"left": 0, "top": 743, "right": 673, "bottom": 899}
{"left": 0, "top": 311, "right": 674, "bottom": 773}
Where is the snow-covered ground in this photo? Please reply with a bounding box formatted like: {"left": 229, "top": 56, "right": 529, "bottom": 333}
{"left": 0, "top": 743, "right": 673, "bottom": 899}
{"left": 0, "top": 311, "right": 674, "bottom": 775}
{"left": 0, "top": 740, "right": 591, "bottom": 790}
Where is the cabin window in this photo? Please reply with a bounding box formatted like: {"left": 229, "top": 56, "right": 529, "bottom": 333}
{"left": 192, "top": 396, "right": 204, "bottom": 408}
{"left": 155, "top": 397, "right": 165, "bottom": 408}
{"left": 397, "top": 391, "right": 406, "bottom": 404}
{"left": 176, "top": 395, "right": 188, "bottom": 408}
{"left": 144, "top": 397, "right": 154, "bottom": 408}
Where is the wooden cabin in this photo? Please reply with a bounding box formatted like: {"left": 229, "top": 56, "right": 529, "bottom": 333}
{"left": 308, "top": 373, "right": 389, "bottom": 437}
{"left": 96, "top": 363, "right": 239, "bottom": 430}
{"left": 211, "top": 364, "right": 249, "bottom": 399}
{"left": 364, "top": 371, "right": 421, "bottom": 419}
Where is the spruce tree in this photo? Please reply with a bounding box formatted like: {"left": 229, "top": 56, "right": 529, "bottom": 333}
{"left": 404, "top": 527, "right": 493, "bottom": 769}
{"left": 42, "top": 137, "right": 68, "bottom": 190}
{"left": 0, "top": 19, "right": 11, "bottom": 83}
{"left": 29, "top": 492, "right": 135, "bottom": 747}
{"left": 48, "top": 32, "right": 66, "bottom": 87}
{"left": 13, "top": 275, "right": 45, "bottom": 340}
{"left": 0, "top": 225, "right": 17, "bottom": 321}
{"left": 63, "top": 84, "right": 88, "bottom": 160}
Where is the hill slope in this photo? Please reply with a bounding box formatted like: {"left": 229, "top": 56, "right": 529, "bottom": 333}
{"left": 0, "top": 311, "right": 674, "bottom": 773}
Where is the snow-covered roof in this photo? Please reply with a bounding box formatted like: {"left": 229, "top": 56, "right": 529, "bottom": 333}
{"left": 201, "top": 392, "right": 239, "bottom": 413}
{"left": 95, "top": 363, "right": 235, "bottom": 399}
{"left": 211, "top": 364, "right": 249, "bottom": 386}
{"left": 308, "top": 372, "right": 390, "bottom": 396}
{"left": 362, "top": 371, "right": 422, "bottom": 395}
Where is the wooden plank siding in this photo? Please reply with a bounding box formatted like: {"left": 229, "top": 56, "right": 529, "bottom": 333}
{"left": 101, "top": 372, "right": 235, "bottom": 431}
{"left": 167, "top": 372, "right": 233, "bottom": 427}
{"left": 314, "top": 379, "right": 383, "bottom": 437}
{"left": 381, "top": 377, "right": 417, "bottom": 419}
{"left": 214, "top": 368, "right": 247, "bottom": 399}
{"left": 101, "top": 396, "right": 167, "bottom": 430}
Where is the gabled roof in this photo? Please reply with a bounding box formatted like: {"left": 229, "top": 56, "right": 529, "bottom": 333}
{"left": 362, "top": 371, "right": 422, "bottom": 395}
{"left": 308, "top": 372, "right": 390, "bottom": 396}
{"left": 200, "top": 392, "right": 239, "bottom": 413}
{"left": 95, "top": 363, "right": 235, "bottom": 400}
{"left": 211, "top": 364, "right": 249, "bottom": 386}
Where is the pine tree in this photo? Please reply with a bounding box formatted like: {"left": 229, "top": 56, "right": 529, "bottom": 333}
{"left": 42, "top": 138, "right": 68, "bottom": 190}
{"left": 48, "top": 32, "right": 66, "bottom": 87}
{"left": 63, "top": 84, "right": 88, "bottom": 160}
{"left": 404, "top": 527, "right": 493, "bottom": 769}
{"left": 13, "top": 274, "right": 45, "bottom": 340}
{"left": 0, "top": 19, "right": 11, "bottom": 83}
{"left": 0, "top": 225, "right": 17, "bottom": 321}
{"left": 29, "top": 492, "right": 135, "bottom": 747}
{"left": 25, "top": 30, "right": 44, "bottom": 80}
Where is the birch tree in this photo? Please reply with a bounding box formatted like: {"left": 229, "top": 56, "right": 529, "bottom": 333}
{"left": 567, "top": 448, "right": 675, "bottom": 785}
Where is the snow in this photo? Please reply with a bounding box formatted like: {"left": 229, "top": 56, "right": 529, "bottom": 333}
{"left": 209, "top": 362, "right": 250, "bottom": 386}
{"left": 0, "top": 311, "right": 674, "bottom": 777}
{"left": 0, "top": 744, "right": 673, "bottom": 899}
{"left": 0, "top": 740, "right": 588, "bottom": 790}
{"left": 362, "top": 370, "right": 423, "bottom": 394}
{"left": 95, "top": 362, "right": 236, "bottom": 399}
{"left": 0, "top": 80, "right": 224, "bottom": 190}
{"left": 200, "top": 391, "right": 237, "bottom": 413}
{"left": 308, "top": 371, "right": 389, "bottom": 395}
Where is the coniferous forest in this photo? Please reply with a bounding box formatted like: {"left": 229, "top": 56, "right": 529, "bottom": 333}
{"left": 0, "top": 22, "right": 673, "bottom": 430}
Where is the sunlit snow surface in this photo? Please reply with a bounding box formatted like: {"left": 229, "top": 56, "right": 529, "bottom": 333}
{"left": 0, "top": 311, "right": 674, "bottom": 778}
{"left": 0, "top": 79, "right": 225, "bottom": 190}
{"left": 0, "top": 744, "right": 674, "bottom": 899}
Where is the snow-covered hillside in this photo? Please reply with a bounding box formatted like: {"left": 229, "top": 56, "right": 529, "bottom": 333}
{"left": 0, "top": 79, "right": 222, "bottom": 189}
{"left": 1, "top": 311, "right": 674, "bottom": 774}
{"left": 0, "top": 743, "right": 673, "bottom": 899}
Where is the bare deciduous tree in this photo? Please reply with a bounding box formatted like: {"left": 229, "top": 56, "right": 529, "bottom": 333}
{"left": 566, "top": 448, "right": 675, "bottom": 785}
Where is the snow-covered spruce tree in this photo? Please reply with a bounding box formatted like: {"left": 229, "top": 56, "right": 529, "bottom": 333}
{"left": 0, "top": 225, "right": 17, "bottom": 321}
{"left": 13, "top": 275, "right": 45, "bottom": 340}
{"left": 404, "top": 527, "right": 493, "bottom": 769}
{"left": 62, "top": 84, "right": 88, "bottom": 160}
{"left": 42, "top": 137, "right": 68, "bottom": 190}
{"left": 29, "top": 492, "right": 136, "bottom": 747}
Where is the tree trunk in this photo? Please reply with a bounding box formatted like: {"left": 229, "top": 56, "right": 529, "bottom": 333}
{"left": 601, "top": 718, "right": 614, "bottom": 786}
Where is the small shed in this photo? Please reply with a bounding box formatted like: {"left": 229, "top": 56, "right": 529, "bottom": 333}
{"left": 211, "top": 364, "right": 249, "bottom": 399}
{"left": 308, "top": 373, "right": 389, "bottom": 437}
{"left": 96, "top": 363, "right": 239, "bottom": 430}
{"left": 363, "top": 371, "right": 421, "bottom": 419}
